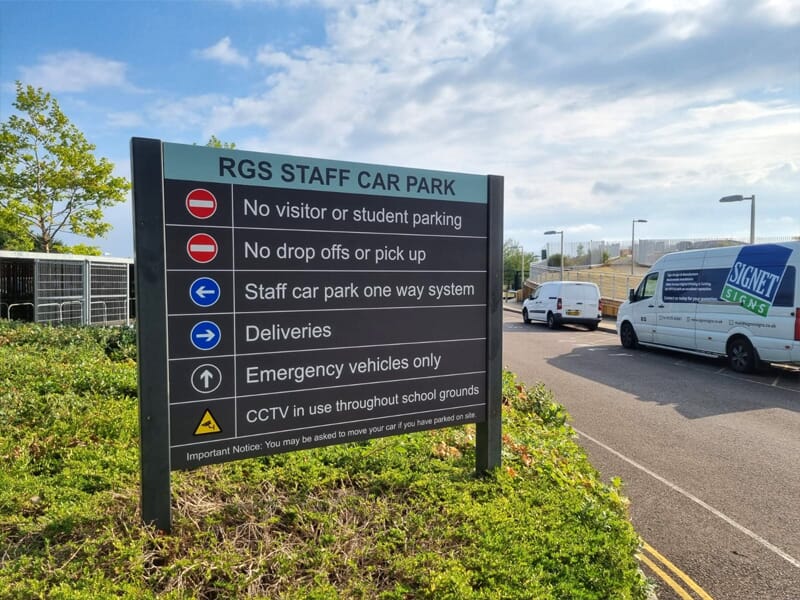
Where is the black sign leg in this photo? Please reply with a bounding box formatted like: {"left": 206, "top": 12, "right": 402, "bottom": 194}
{"left": 131, "top": 138, "right": 172, "bottom": 532}
{"left": 477, "top": 175, "right": 503, "bottom": 474}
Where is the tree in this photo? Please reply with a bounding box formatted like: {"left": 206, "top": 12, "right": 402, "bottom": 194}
{"left": 0, "top": 82, "right": 130, "bottom": 252}
{"left": 28, "top": 233, "right": 100, "bottom": 255}
{"left": 548, "top": 253, "right": 566, "bottom": 268}
{"left": 503, "top": 238, "right": 536, "bottom": 289}
{"left": 204, "top": 135, "right": 236, "bottom": 149}
{"left": 65, "top": 243, "right": 102, "bottom": 256}
{"left": 0, "top": 207, "right": 33, "bottom": 250}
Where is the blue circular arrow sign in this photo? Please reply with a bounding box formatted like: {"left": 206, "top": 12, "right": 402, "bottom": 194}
{"left": 190, "top": 321, "right": 221, "bottom": 351}
{"left": 189, "top": 277, "right": 221, "bottom": 307}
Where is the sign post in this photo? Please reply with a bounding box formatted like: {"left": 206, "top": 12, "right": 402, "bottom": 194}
{"left": 130, "top": 138, "right": 171, "bottom": 531}
{"left": 132, "top": 139, "right": 502, "bottom": 531}
{"left": 476, "top": 174, "right": 504, "bottom": 473}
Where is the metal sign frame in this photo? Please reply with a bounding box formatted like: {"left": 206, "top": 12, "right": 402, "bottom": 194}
{"left": 131, "top": 138, "right": 502, "bottom": 532}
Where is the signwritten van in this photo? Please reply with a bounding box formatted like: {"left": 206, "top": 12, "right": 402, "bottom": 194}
{"left": 617, "top": 242, "right": 800, "bottom": 372}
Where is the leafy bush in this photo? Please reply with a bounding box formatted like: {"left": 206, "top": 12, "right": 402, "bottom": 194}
{"left": 0, "top": 322, "right": 649, "bottom": 599}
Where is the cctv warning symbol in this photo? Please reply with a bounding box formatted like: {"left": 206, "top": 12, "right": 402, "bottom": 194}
{"left": 193, "top": 409, "right": 222, "bottom": 436}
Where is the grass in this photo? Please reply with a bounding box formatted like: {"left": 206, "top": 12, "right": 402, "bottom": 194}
{"left": 0, "top": 321, "right": 651, "bottom": 599}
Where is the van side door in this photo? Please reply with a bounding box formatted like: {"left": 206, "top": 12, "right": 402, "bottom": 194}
{"left": 628, "top": 273, "right": 659, "bottom": 343}
{"left": 655, "top": 270, "right": 699, "bottom": 349}
{"left": 527, "top": 285, "right": 546, "bottom": 322}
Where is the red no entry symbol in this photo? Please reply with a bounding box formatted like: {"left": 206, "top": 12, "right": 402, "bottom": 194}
{"left": 186, "top": 189, "right": 217, "bottom": 219}
{"left": 187, "top": 233, "right": 218, "bottom": 263}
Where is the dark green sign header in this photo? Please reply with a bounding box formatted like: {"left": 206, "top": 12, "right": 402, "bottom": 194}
{"left": 163, "top": 142, "right": 488, "bottom": 204}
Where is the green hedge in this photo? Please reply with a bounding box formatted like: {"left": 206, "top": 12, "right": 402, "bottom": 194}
{"left": 0, "top": 322, "right": 650, "bottom": 599}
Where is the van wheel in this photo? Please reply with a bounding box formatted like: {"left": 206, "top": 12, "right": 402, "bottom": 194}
{"left": 546, "top": 312, "right": 557, "bottom": 329}
{"left": 620, "top": 322, "right": 638, "bottom": 349}
{"left": 522, "top": 308, "right": 531, "bottom": 324}
{"left": 587, "top": 322, "right": 598, "bottom": 331}
{"left": 728, "top": 337, "right": 757, "bottom": 373}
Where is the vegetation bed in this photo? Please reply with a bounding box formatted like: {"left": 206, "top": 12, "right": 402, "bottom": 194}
{"left": 0, "top": 322, "right": 649, "bottom": 599}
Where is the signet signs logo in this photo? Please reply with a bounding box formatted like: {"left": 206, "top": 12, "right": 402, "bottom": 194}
{"left": 720, "top": 244, "right": 793, "bottom": 316}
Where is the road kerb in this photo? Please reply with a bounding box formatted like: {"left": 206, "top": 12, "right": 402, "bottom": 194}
{"left": 502, "top": 303, "right": 617, "bottom": 334}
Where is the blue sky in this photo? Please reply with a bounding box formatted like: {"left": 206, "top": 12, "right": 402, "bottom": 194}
{"left": 1, "top": 0, "right": 798, "bottom": 258}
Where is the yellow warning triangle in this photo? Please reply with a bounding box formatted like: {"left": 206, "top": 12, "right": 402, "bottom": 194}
{"left": 194, "top": 409, "right": 222, "bottom": 436}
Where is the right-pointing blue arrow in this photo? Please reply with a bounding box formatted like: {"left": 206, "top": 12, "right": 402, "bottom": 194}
{"left": 190, "top": 321, "right": 221, "bottom": 350}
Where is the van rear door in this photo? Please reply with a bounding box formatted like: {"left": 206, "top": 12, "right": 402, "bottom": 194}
{"left": 561, "top": 284, "right": 588, "bottom": 319}
{"left": 580, "top": 284, "right": 601, "bottom": 319}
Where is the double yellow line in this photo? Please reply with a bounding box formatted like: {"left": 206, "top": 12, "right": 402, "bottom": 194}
{"left": 638, "top": 541, "right": 714, "bottom": 600}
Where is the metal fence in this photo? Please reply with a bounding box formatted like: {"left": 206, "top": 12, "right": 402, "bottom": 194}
{"left": 541, "top": 236, "right": 799, "bottom": 269}
{"left": 1, "top": 251, "right": 133, "bottom": 325}
{"left": 528, "top": 266, "right": 643, "bottom": 301}
{"left": 531, "top": 236, "right": 800, "bottom": 300}
{"left": 89, "top": 262, "right": 130, "bottom": 324}
{"left": 636, "top": 236, "right": 798, "bottom": 267}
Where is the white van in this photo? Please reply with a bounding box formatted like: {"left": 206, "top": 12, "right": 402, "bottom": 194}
{"left": 617, "top": 242, "right": 800, "bottom": 372}
{"left": 522, "top": 281, "right": 602, "bottom": 330}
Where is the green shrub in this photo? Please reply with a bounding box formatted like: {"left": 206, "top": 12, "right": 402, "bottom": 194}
{"left": 0, "top": 321, "right": 649, "bottom": 599}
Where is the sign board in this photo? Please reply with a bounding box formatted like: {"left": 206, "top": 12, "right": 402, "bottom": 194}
{"left": 131, "top": 139, "right": 503, "bottom": 530}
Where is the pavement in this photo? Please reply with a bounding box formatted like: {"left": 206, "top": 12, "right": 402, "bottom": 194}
{"left": 502, "top": 301, "right": 619, "bottom": 334}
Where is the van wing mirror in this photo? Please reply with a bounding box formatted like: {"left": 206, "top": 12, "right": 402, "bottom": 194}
{"left": 628, "top": 288, "right": 636, "bottom": 302}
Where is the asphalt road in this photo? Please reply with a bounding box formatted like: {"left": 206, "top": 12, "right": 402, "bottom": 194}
{"left": 502, "top": 310, "right": 800, "bottom": 600}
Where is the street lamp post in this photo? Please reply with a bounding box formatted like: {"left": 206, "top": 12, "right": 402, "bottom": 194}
{"left": 631, "top": 219, "right": 647, "bottom": 275}
{"left": 544, "top": 230, "right": 564, "bottom": 280}
{"left": 719, "top": 194, "right": 755, "bottom": 244}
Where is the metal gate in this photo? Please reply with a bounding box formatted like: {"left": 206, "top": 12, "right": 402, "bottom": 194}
{"left": 89, "top": 262, "right": 130, "bottom": 324}
{"left": 35, "top": 259, "right": 84, "bottom": 324}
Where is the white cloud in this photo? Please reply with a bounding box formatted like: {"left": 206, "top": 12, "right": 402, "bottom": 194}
{"left": 7, "top": 0, "right": 798, "bottom": 258}
{"left": 197, "top": 36, "right": 249, "bottom": 67}
{"left": 19, "top": 51, "right": 130, "bottom": 92}
{"left": 256, "top": 48, "right": 294, "bottom": 69}
{"left": 687, "top": 100, "right": 800, "bottom": 127}
{"left": 127, "top": 0, "right": 799, "bottom": 248}
{"left": 756, "top": 0, "right": 800, "bottom": 24}
{"left": 566, "top": 223, "right": 604, "bottom": 234}
{"left": 107, "top": 111, "right": 145, "bottom": 128}
{"left": 150, "top": 94, "right": 230, "bottom": 130}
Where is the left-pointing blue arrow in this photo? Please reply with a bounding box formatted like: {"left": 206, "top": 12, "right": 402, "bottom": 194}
{"left": 190, "top": 277, "right": 221, "bottom": 307}
{"left": 190, "top": 321, "right": 221, "bottom": 351}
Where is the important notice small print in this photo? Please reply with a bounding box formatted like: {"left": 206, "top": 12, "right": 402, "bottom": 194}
{"left": 194, "top": 409, "right": 222, "bottom": 435}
